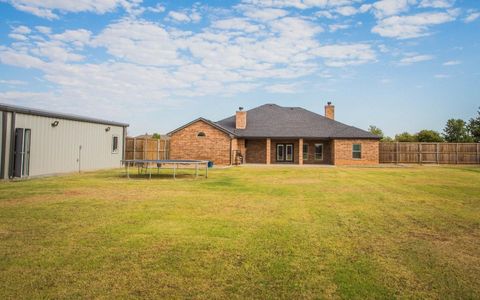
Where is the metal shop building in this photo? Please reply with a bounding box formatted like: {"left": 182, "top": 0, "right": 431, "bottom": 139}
{"left": 0, "top": 103, "right": 129, "bottom": 179}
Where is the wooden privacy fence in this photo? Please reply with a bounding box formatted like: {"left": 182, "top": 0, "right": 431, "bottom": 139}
{"left": 125, "top": 137, "right": 170, "bottom": 160}
{"left": 380, "top": 142, "right": 480, "bottom": 164}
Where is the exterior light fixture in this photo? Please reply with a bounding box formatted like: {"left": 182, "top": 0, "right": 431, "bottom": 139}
{"left": 105, "top": 126, "right": 111, "bottom": 132}
{"left": 51, "top": 121, "right": 59, "bottom": 127}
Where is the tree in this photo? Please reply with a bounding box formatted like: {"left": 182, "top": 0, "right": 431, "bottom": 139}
{"left": 443, "top": 119, "right": 474, "bottom": 142}
{"left": 368, "top": 125, "right": 393, "bottom": 141}
{"left": 395, "top": 132, "right": 417, "bottom": 142}
{"left": 152, "top": 133, "right": 161, "bottom": 139}
{"left": 468, "top": 107, "right": 480, "bottom": 142}
{"left": 416, "top": 130, "right": 444, "bottom": 142}
{"left": 368, "top": 125, "right": 384, "bottom": 138}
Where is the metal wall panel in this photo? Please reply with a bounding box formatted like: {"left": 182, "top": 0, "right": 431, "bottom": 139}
{"left": 2, "top": 112, "right": 12, "bottom": 179}
{"left": 14, "top": 113, "right": 124, "bottom": 177}
{"left": 0, "top": 112, "right": 3, "bottom": 177}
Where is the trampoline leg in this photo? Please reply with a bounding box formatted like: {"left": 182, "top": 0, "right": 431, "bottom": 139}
{"left": 173, "top": 164, "right": 176, "bottom": 180}
{"left": 195, "top": 163, "right": 198, "bottom": 179}
{"left": 205, "top": 163, "right": 208, "bottom": 178}
{"left": 149, "top": 167, "right": 152, "bottom": 180}
{"left": 126, "top": 164, "right": 130, "bottom": 179}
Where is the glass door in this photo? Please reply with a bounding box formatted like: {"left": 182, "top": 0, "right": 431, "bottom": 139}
{"left": 13, "top": 128, "right": 31, "bottom": 178}
{"left": 285, "top": 144, "right": 293, "bottom": 162}
{"left": 276, "top": 143, "right": 294, "bottom": 162}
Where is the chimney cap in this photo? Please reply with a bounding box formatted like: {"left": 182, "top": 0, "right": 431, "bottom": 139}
{"left": 238, "top": 106, "right": 244, "bottom": 111}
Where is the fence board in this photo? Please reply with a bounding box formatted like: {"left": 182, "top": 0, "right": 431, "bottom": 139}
{"left": 125, "top": 137, "right": 170, "bottom": 161}
{"left": 380, "top": 142, "right": 480, "bottom": 164}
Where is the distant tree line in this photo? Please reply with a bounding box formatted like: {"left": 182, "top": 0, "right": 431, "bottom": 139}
{"left": 369, "top": 107, "right": 480, "bottom": 143}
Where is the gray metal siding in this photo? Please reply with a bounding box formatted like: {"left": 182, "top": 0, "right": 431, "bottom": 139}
{"left": 2, "top": 112, "right": 12, "bottom": 179}
{"left": 15, "top": 113, "right": 124, "bottom": 177}
{"left": 0, "top": 112, "right": 3, "bottom": 177}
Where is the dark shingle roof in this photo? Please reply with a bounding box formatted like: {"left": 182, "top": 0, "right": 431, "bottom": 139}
{"left": 215, "top": 104, "right": 379, "bottom": 139}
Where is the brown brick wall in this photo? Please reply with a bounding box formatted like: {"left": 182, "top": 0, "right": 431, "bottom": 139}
{"left": 333, "top": 139, "right": 379, "bottom": 165}
{"left": 245, "top": 139, "right": 266, "bottom": 163}
{"left": 303, "top": 140, "right": 333, "bottom": 165}
{"left": 169, "top": 120, "right": 232, "bottom": 165}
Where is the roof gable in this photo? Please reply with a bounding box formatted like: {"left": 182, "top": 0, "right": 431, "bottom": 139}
{"left": 167, "top": 117, "right": 234, "bottom": 137}
{"left": 216, "top": 104, "right": 380, "bottom": 139}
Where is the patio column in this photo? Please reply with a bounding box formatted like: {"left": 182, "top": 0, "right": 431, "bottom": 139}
{"left": 299, "top": 138, "right": 303, "bottom": 165}
{"left": 266, "top": 138, "right": 271, "bottom": 164}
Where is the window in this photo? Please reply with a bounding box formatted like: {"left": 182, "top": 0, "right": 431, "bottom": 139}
{"left": 303, "top": 143, "right": 308, "bottom": 160}
{"left": 197, "top": 132, "right": 206, "bottom": 138}
{"left": 112, "top": 135, "right": 119, "bottom": 153}
{"left": 276, "top": 144, "right": 285, "bottom": 161}
{"left": 352, "top": 144, "right": 362, "bottom": 159}
{"left": 314, "top": 144, "right": 323, "bottom": 160}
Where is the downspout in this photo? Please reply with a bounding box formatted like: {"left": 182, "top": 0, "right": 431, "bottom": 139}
{"left": 8, "top": 112, "right": 16, "bottom": 178}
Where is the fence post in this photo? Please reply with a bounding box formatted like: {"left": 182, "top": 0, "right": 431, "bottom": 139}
{"left": 418, "top": 143, "right": 422, "bottom": 164}
{"left": 396, "top": 142, "right": 399, "bottom": 164}
{"left": 143, "top": 139, "right": 146, "bottom": 160}
{"left": 157, "top": 139, "right": 160, "bottom": 160}
{"left": 164, "top": 140, "right": 166, "bottom": 159}
{"left": 436, "top": 143, "right": 439, "bottom": 164}
{"left": 133, "top": 138, "right": 136, "bottom": 160}
{"left": 477, "top": 143, "right": 479, "bottom": 164}
{"left": 455, "top": 143, "right": 458, "bottom": 164}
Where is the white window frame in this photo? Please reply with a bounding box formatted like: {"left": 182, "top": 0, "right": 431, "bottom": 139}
{"left": 314, "top": 143, "right": 323, "bottom": 161}
{"left": 352, "top": 144, "right": 362, "bottom": 159}
{"left": 303, "top": 143, "right": 309, "bottom": 160}
{"left": 112, "top": 135, "right": 119, "bottom": 154}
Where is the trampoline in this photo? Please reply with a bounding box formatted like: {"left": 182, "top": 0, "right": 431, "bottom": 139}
{"left": 122, "top": 159, "right": 209, "bottom": 179}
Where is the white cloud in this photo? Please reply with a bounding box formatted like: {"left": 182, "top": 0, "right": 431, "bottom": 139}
{"left": 313, "top": 44, "right": 377, "bottom": 67}
{"left": 464, "top": 12, "right": 480, "bottom": 23}
{"left": 167, "top": 9, "right": 202, "bottom": 23}
{"left": 240, "top": 0, "right": 359, "bottom": 10}
{"left": 146, "top": 4, "right": 166, "bottom": 13}
{"left": 398, "top": 54, "right": 434, "bottom": 65}
{"left": 419, "top": 0, "right": 455, "bottom": 8}
{"left": 329, "top": 24, "right": 350, "bottom": 32}
{"left": 35, "top": 26, "right": 51, "bottom": 34}
{"left": 212, "top": 18, "right": 263, "bottom": 33}
{"left": 0, "top": 79, "right": 27, "bottom": 85}
{"left": 434, "top": 73, "right": 450, "bottom": 78}
{"left": 8, "top": 33, "right": 28, "bottom": 41}
{"left": 265, "top": 83, "right": 299, "bottom": 93}
{"left": 372, "top": 11, "right": 457, "bottom": 39}
{"left": 371, "top": 0, "right": 417, "bottom": 18}
{"left": 243, "top": 8, "right": 289, "bottom": 20}
{"left": 336, "top": 6, "right": 358, "bottom": 16}
{"left": 443, "top": 60, "right": 461, "bottom": 66}
{"left": 12, "top": 25, "right": 31, "bottom": 34}
{"left": 6, "top": 0, "right": 140, "bottom": 19}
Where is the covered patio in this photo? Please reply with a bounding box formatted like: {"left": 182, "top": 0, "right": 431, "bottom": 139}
{"left": 243, "top": 138, "right": 333, "bottom": 165}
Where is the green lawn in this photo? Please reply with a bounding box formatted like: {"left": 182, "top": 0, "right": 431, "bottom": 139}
{"left": 1, "top": 166, "right": 479, "bottom": 299}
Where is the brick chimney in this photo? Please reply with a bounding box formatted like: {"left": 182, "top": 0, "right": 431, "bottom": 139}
{"left": 324, "top": 102, "right": 334, "bottom": 120}
{"left": 236, "top": 107, "right": 247, "bottom": 129}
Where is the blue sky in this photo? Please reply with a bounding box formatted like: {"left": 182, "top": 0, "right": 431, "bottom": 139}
{"left": 0, "top": 0, "right": 479, "bottom": 137}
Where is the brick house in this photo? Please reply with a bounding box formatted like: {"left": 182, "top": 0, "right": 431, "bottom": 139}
{"left": 168, "top": 103, "right": 380, "bottom": 165}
